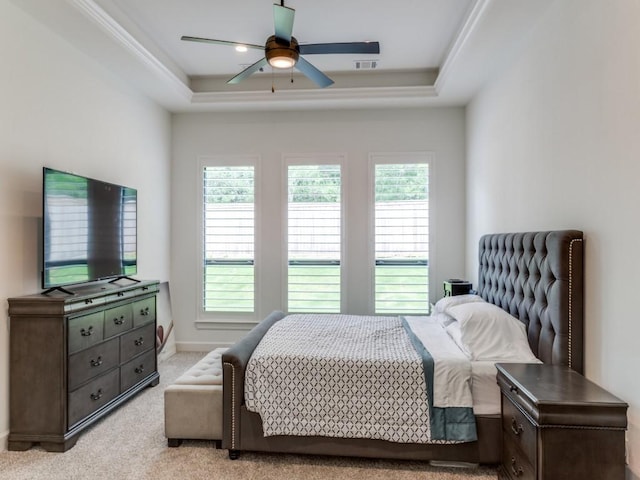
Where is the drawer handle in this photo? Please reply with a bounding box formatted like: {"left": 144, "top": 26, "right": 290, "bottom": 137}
{"left": 80, "top": 326, "right": 94, "bottom": 337}
{"left": 135, "top": 365, "right": 145, "bottom": 374}
{"left": 85, "top": 298, "right": 93, "bottom": 305}
{"left": 510, "top": 457, "right": 524, "bottom": 477}
{"left": 509, "top": 385, "right": 519, "bottom": 394}
{"left": 90, "top": 389, "right": 103, "bottom": 401}
{"left": 90, "top": 356, "right": 103, "bottom": 367}
{"left": 134, "top": 337, "right": 144, "bottom": 347}
{"left": 113, "top": 315, "right": 125, "bottom": 325}
{"left": 139, "top": 306, "right": 150, "bottom": 316}
{"left": 510, "top": 417, "right": 524, "bottom": 436}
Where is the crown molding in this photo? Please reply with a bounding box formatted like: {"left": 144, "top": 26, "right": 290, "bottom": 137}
{"left": 189, "top": 85, "right": 439, "bottom": 111}
{"left": 68, "top": 0, "right": 193, "bottom": 102}
{"left": 434, "top": 0, "right": 492, "bottom": 94}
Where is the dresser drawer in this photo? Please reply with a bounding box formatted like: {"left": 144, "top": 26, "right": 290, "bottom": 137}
{"left": 68, "top": 368, "right": 119, "bottom": 428}
{"left": 104, "top": 304, "right": 133, "bottom": 338}
{"left": 502, "top": 434, "right": 535, "bottom": 480}
{"left": 502, "top": 394, "right": 536, "bottom": 463}
{"left": 132, "top": 297, "right": 155, "bottom": 327}
{"left": 68, "top": 337, "right": 120, "bottom": 390}
{"left": 68, "top": 311, "right": 105, "bottom": 354}
{"left": 120, "top": 323, "right": 155, "bottom": 362}
{"left": 120, "top": 349, "right": 156, "bottom": 392}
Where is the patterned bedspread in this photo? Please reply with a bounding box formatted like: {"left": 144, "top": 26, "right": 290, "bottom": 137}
{"left": 244, "top": 314, "right": 477, "bottom": 444}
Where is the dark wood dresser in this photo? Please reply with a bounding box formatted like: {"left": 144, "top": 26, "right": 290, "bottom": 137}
{"left": 496, "top": 363, "right": 627, "bottom": 480}
{"left": 8, "top": 280, "right": 160, "bottom": 452}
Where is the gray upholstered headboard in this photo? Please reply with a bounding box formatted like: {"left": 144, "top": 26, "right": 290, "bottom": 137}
{"left": 477, "top": 230, "right": 584, "bottom": 373}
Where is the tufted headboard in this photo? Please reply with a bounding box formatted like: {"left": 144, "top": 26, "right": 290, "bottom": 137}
{"left": 477, "top": 230, "right": 584, "bottom": 373}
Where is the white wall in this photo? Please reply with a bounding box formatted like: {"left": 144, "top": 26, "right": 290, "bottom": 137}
{"left": 171, "top": 107, "right": 466, "bottom": 349}
{"left": 466, "top": 0, "right": 640, "bottom": 476}
{"left": 0, "top": 1, "right": 172, "bottom": 449}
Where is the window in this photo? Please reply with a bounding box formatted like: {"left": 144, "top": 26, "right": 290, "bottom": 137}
{"left": 286, "top": 160, "right": 342, "bottom": 313}
{"left": 197, "top": 152, "right": 433, "bottom": 322}
{"left": 372, "top": 157, "right": 429, "bottom": 314}
{"left": 202, "top": 164, "right": 255, "bottom": 313}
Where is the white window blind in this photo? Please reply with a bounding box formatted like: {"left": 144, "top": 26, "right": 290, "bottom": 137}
{"left": 374, "top": 162, "right": 429, "bottom": 314}
{"left": 202, "top": 165, "right": 255, "bottom": 313}
{"left": 287, "top": 164, "right": 341, "bottom": 313}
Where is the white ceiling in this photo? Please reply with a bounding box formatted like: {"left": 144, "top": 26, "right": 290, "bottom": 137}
{"left": 12, "top": 0, "right": 557, "bottom": 112}
{"left": 94, "top": 0, "right": 472, "bottom": 77}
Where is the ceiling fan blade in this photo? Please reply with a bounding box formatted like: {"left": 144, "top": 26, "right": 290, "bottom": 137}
{"left": 227, "top": 57, "right": 269, "bottom": 84}
{"left": 273, "top": 4, "right": 295, "bottom": 43}
{"left": 295, "top": 56, "right": 334, "bottom": 88}
{"left": 299, "top": 41, "right": 380, "bottom": 55}
{"left": 181, "top": 36, "right": 264, "bottom": 50}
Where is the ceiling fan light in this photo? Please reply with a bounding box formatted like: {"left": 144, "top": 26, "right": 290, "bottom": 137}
{"left": 268, "top": 56, "right": 296, "bottom": 68}
{"left": 265, "top": 35, "right": 299, "bottom": 69}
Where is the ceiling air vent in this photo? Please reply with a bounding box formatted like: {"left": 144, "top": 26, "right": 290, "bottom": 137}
{"left": 354, "top": 60, "right": 378, "bottom": 70}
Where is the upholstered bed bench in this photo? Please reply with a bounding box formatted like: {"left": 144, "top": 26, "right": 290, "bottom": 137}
{"left": 164, "top": 348, "right": 226, "bottom": 447}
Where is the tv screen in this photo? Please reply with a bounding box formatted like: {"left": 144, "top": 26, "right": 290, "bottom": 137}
{"left": 42, "top": 167, "right": 137, "bottom": 289}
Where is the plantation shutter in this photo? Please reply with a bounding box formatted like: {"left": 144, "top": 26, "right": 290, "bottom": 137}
{"left": 202, "top": 165, "right": 255, "bottom": 312}
{"left": 374, "top": 162, "right": 429, "bottom": 314}
{"left": 287, "top": 164, "right": 341, "bottom": 313}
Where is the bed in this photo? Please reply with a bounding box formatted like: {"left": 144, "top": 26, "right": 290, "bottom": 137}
{"left": 221, "top": 230, "right": 584, "bottom": 463}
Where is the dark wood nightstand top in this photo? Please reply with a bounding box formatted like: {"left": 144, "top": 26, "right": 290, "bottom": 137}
{"left": 496, "top": 363, "right": 627, "bottom": 428}
{"left": 496, "top": 363, "right": 625, "bottom": 405}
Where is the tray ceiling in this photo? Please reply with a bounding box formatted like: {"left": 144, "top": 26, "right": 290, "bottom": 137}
{"left": 12, "top": 0, "right": 556, "bottom": 111}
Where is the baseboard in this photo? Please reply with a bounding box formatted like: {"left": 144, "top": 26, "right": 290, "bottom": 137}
{"left": 175, "top": 341, "right": 234, "bottom": 352}
{"left": 0, "top": 429, "right": 8, "bottom": 451}
{"left": 158, "top": 343, "right": 177, "bottom": 362}
{"left": 429, "top": 460, "right": 478, "bottom": 469}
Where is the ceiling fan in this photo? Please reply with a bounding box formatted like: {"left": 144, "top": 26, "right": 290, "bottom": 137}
{"left": 181, "top": 1, "right": 380, "bottom": 88}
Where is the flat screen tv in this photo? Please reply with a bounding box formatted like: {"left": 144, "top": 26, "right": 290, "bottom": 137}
{"left": 42, "top": 167, "right": 137, "bottom": 291}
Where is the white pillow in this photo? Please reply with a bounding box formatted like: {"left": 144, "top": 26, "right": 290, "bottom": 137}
{"left": 446, "top": 302, "right": 539, "bottom": 362}
{"left": 432, "top": 312, "right": 457, "bottom": 328}
{"left": 444, "top": 322, "right": 472, "bottom": 358}
{"left": 433, "top": 294, "right": 486, "bottom": 314}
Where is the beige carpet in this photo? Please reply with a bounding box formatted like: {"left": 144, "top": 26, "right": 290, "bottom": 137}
{"left": 0, "top": 352, "right": 498, "bottom": 480}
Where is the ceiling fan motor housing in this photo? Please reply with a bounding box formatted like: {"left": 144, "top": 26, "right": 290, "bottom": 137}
{"left": 265, "top": 35, "right": 299, "bottom": 68}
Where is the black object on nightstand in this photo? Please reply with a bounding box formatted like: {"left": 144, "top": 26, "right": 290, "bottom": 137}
{"left": 443, "top": 279, "right": 472, "bottom": 297}
{"left": 496, "top": 363, "right": 628, "bottom": 480}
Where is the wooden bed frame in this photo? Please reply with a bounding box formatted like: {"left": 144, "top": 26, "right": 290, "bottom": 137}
{"left": 222, "top": 230, "right": 584, "bottom": 463}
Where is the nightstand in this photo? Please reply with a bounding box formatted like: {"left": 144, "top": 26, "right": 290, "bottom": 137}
{"left": 496, "top": 363, "right": 627, "bottom": 480}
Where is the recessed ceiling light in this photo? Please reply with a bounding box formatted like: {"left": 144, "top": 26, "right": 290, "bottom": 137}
{"left": 235, "top": 45, "right": 248, "bottom": 53}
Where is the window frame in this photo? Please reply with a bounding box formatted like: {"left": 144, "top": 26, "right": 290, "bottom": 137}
{"left": 198, "top": 155, "right": 261, "bottom": 324}
{"left": 368, "top": 152, "right": 434, "bottom": 315}
{"left": 282, "top": 153, "right": 347, "bottom": 313}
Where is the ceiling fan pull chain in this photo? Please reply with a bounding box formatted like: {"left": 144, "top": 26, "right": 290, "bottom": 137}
{"left": 291, "top": 67, "right": 294, "bottom": 84}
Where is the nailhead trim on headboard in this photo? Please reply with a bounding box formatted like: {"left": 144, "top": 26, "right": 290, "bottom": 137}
{"left": 568, "top": 238, "right": 580, "bottom": 369}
